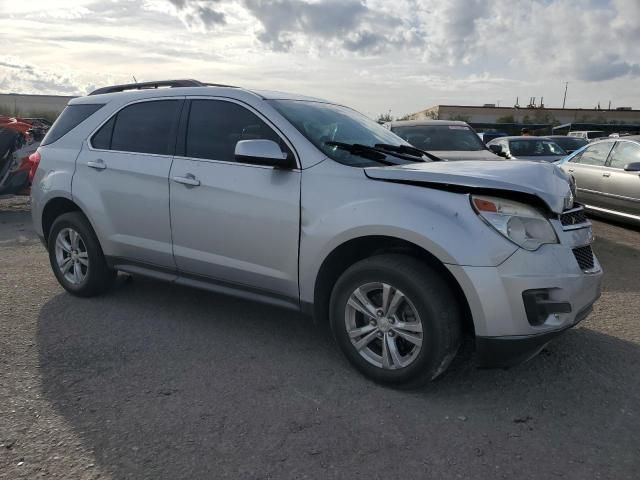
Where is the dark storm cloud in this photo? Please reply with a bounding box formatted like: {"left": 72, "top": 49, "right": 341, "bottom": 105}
{"left": 342, "top": 31, "right": 385, "bottom": 53}
{"left": 168, "top": 0, "right": 227, "bottom": 27}
{"left": 575, "top": 57, "right": 640, "bottom": 82}
{"left": 0, "top": 61, "right": 27, "bottom": 70}
{"left": 163, "top": 0, "right": 414, "bottom": 53}
{"left": 242, "top": 0, "right": 370, "bottom": 50}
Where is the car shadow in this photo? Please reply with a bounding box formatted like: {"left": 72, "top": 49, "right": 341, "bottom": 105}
{"left": 37, "top": 277, "right": 640, "bottom": 479}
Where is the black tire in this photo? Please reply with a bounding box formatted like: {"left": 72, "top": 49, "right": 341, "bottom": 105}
{"left": 47, "top": 211, "right": 116, "bottom": 297}
{"left": 329, "top": 254, "right": 461, "bottom": 388}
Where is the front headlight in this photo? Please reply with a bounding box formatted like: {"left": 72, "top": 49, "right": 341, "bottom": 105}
{"left": 471, "top": 195, "right": 558, "bottom": 251}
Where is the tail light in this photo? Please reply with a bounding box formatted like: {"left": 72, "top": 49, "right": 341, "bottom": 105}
{"left": 28, "top": 150, "right": 41, "bottom": 183}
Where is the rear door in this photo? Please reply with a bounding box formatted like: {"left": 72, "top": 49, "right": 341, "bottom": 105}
{"left": 599, "top": 141, "right": 640, "bottom": 216}
{"left": 74, "top": 98, "right": 183, "bottom": 268}
{"left": 564, "top": 140, "right": 614, "bottom": 207}
{"left": 169, "top": 98, "right": 301, "bottom": 302}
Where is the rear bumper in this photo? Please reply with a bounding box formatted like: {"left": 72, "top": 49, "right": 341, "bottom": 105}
{"left": 475, "top": 302, "right": 595, "bottom": 368}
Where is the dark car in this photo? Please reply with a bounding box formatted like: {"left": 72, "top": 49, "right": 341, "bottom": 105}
{"left": 385, "top": 120, "right": 501, "bottom": 161}
{"left": 487, "top": 136, "right": 567, "bottom": 162}
{"left": 545, "top": 135, "right": 588, "bottom": 154}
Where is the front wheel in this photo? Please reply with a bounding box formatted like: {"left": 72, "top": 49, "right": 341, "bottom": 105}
{"left": 330, "top": 254, "right": 461, "bottom": 387}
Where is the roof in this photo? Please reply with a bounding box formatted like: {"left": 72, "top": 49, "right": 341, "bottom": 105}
{"left": 386, "top": 119, "right": 470, "bottom": 127}
{"left": 72, "top": 79, "right": 332, "bottom": 105}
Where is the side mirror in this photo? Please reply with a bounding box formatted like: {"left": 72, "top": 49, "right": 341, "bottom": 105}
{"left": 234, "top": 139, "right": 292, "bottom": 168}
{"left": 624, "top": 162, "right": 640, "bottom": 172}
{"left": 489, "top": 144, "right": 508, "bottom": 157}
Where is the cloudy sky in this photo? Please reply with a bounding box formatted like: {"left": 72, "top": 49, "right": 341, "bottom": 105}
{"left": 0, "top": 0, "right": 638, "bottom": 118}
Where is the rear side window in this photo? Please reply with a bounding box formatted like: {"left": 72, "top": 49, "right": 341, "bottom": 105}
{"left": 184, "top": 100, "right": 292, "bottom": 162}
{"left": 92, "top": 100, "right": 180, "bottom": 155}
{"left": 91, "top": 117, "right": 114, "bottom": 150}
{"left": 41, "top": 104, "right": 104, "bottom": 146}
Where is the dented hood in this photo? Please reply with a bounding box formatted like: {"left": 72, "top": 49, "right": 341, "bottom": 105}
{"left": 365, "top": 160, "right": 572, "bottom": 214}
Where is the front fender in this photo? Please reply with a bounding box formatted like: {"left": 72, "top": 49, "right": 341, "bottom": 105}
{"left": 298, "top": 162, "right": 518, "bottom": 304}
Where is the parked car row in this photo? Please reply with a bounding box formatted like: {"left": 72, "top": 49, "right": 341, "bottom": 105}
{"left": 383, "top": 120, "right": 637, "bottom": 225}
{"left": 30, "top": 79, "right": 602, "bottom": 386}
{"left": 385, "top": 121, "right": 576, "bottom": 164}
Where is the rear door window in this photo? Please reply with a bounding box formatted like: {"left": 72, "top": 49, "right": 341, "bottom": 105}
{"left": 41, "top": 104, "right": 104, "bottom": 146}
{"left": 93, "top": 100, "right": 181, "bottom": 155}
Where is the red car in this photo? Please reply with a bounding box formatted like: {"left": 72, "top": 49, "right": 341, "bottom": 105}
{"left": 0, "top": 117, "right": 49, "bottom": 196}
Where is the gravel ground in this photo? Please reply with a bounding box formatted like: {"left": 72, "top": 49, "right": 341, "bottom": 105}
{"left": 1, "top": 196, "right": 639, "bottom": 479}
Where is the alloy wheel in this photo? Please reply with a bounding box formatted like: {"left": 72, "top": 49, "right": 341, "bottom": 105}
{"left": 54, "top": 227, "right": 89, "bottom": 285}
{"left": 344, "top": 282, "right": 423, "bottom": 370}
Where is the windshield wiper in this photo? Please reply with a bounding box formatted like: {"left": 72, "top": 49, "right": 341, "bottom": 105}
{"left": 374, "top": 143, "right": 444, "bottom": 162}
{"left": 325, "top": 141, "right": 428, "bottom": 164}
{"left": 324, "top": 142, "right": 402, "bottom": 166}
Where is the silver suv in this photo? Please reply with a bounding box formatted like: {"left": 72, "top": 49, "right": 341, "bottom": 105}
{"left": 31, "top": 80, "right": 602, "bottom": 386}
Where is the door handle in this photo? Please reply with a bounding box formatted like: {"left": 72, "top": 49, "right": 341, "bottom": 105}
{"left": 567, "top": 168, "right": 574, "bottom": 173}
{"left": 602, "top": 172, "right": 611, "bottom": 178}
{"left": 172, "top": 174, "right": 200, "bottom": 187}
{"left": 87, "top": 159, "right": 106, "bottom": 170}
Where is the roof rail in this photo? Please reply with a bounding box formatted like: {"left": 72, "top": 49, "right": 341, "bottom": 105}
{"left": 88, "top": 79, "right": 237, "bottom": 96}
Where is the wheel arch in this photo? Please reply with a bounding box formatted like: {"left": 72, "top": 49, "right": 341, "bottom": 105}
{"left": 41, "top": 197, "right": 87, "bottom": 243}
{"left": 311, "top": 235, "right": 475, "bottom": 337}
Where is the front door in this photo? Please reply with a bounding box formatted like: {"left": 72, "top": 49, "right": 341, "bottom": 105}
{"left": 169, "top": 98, "right": 301, "bottom": 301}
{"left": 600, "top": 141, "right": 640, "bottom": 216}
{"left": 565, "top": 140, "right": 614, "bottom": 208}
{"left": 74, "top": 98, "right": 183, "bottom": 268}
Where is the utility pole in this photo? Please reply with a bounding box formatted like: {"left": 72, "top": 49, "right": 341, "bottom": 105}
{"left": 562, "top": 82, "right": 568, "bottom": 109}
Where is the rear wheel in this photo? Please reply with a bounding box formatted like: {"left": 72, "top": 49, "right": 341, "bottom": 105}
{"left": 48, "top": 212, "right": 116, "bottom": 297}
{"left": 330, "top": 254, "right": 461, "bottom": 387}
